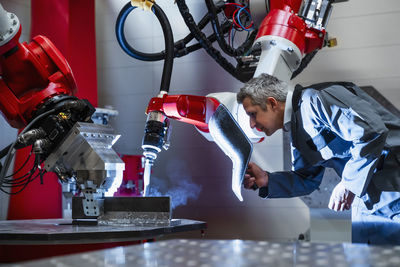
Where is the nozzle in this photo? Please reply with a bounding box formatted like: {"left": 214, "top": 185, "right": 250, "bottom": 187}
{"left": 141, "top": 110, "right": 169, "bottom": 196}
{"left": 141, "top": 111, "right": 169, "bottom": 160}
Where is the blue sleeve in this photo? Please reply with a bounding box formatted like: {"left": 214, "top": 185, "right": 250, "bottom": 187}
{"left": 259, "top": 165, "right": 325, "bottom": 198}
{"left": 300, "top": 86, "right": 388, "bottom": 197}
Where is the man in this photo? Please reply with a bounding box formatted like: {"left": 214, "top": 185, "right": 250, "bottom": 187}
{"left": 237, "top": 73, "right": 400, "bottom": 244}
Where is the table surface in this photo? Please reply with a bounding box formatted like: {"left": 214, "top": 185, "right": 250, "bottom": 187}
{"left": 0, "top": 219, "right": 206, "bottom": 244}
{"left": 10, "top": 239, "right": 400, "bottom": 267}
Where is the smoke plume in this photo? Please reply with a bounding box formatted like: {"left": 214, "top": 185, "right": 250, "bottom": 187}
{"left": 147, "top": 158, "right": 202, "bottom": 209}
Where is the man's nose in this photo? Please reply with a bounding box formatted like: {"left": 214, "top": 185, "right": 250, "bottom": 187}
{"left": 250, "top": 118, "right": 256, "bottom": 128}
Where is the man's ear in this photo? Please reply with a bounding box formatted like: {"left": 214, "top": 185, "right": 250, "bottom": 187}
{"left": 267, "top": 97, "right": 278, "bottom": 110}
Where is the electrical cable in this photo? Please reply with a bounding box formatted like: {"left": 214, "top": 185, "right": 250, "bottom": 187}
{"left": 236, "top": 6, "right": 254, "bottom": 31}
{"left": 0, "top": 166, "right": 40, "bottom": 195}
{"left": 0, "top": 108, "right": 57, "bottom": 189}
{"left": 152, "top": 3, "right": 174, "bottom": 93}
{"left": 291, "top": 50, "right": 318, "bottom": 80}
{"left": 0, "top": 143, "right": 11, "bottom": 160}
{"left": 176, "top": 0, "right": 249, "bottom": 82}
{"left": 4, "top": 149, "right": 32, "bottom": 178}
{"left": 116, "top": 2, "right": 174, "bottom": 92}
{"left": 116, "top": 4, "right": 216, "bottom": 61}
{"left": 205, "top": 0, "right": 257, "bottom": 57}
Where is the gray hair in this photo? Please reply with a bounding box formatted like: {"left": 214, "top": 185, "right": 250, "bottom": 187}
{"left": 237, "top": 73, "right": 288, "bottom": 110}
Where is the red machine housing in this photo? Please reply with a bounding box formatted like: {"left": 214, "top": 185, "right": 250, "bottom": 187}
{"left": 114, "top": 155, "right": 145, "bottom": 197}
{"left": 257, "top": 1, "right": 326, "bottom": 55}
{"left": 146, "top": 94, "right": 220, "bottom": 132}
{"left": 0, "top": 25, "right": 76, "bottom": 128}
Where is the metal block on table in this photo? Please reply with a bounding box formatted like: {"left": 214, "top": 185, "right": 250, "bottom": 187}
{"left": 72, "top": 196, "right": 173, "bottom": 226}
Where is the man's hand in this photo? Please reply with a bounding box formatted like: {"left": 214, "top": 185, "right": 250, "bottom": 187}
{"left": 328, "top": 182, "right": 355, "bottom": 211}
{"left": 243, "top": 162, "right": 268, "bottom": 190}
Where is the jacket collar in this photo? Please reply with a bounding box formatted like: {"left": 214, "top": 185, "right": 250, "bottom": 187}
{"left": 283, "top": 85, "right": 294, "bottom": 132}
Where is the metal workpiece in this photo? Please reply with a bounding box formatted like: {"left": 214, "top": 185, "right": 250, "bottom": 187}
{"left": 13, "top": 239, "right": 400, "bottom": 267}
{"left": 98, "top": 212, "right": 173, "bottom": 227}
{"left": 0, "top": 219, "right": 206, "bottom": 245}
{"left": 72, "top": 197, "right": 172, "bottom": 226}
{"left": 44, "top": 122, "right": 125, "bottom": 192}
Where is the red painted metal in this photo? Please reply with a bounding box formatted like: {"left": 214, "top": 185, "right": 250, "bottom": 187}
{"left": 256, "top": 4, "right": 325, "bottom": 55}
{"left": 7, "top": 0, "right": 98, "bottom": 220}
{"left": 146, "top": 94, "right": 220, "bottom": 130}
{"left": 269, "top": 0, "right": 303, "bottom": 13}
{"left": 304, "top": 26, "right": 326, "bottom": 54}
{"left": 0, "top": 241, "right": 142, "bottom": 263}
{"left": 256, "top": 6, "right": 307, "bottom": 53}
{"left": 0, "top": 34, "right": 76, "bottom": 128}
{"left": 114, "top": 155, "right": 144, "bottom": 197}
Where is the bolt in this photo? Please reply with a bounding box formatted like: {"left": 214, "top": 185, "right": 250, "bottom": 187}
{"left": 12, "top": 20, "right": 17, "bottom": 26}
{"left": 295, "top": 60, "right": 300, "bottom": 66}
{"left": 10, "top": 14, "right": 15, "bottom": 19}
{"left": 269, "top": 40, "right": 277, "bottom": 46}
{"left": 0, "top": 35, "right": 3, "bottom": 41}
{"left": 287, "top": 47, "right": 294, "bottom": 53}
{"left": 9, "top": 28, "right": 13, "bottom": 34}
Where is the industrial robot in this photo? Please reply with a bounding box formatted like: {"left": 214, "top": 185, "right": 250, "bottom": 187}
{"left": 0, "top": 0, "right": 344, "bottom": 218}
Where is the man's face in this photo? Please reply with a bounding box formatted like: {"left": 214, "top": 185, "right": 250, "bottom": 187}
{"left": 242, "top": 96, "right": 283, "bottom": 136}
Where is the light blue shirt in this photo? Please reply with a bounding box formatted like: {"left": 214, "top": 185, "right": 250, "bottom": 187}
{"left": 265, "top": 82, "right": 400, "bottom": 214}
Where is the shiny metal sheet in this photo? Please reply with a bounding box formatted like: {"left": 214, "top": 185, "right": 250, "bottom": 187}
{"left": 209, "top": 104, "right": 252, "bottom": 201}
{"left": 12, "top": 239, "right": 400, "bottom": 267}
{"left": 0, "top": 219, "right": 206, "bottom": 245}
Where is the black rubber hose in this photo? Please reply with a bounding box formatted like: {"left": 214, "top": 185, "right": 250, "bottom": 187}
{"left": 0, "top": 108, "right": 57, "bottom": 189}
{"left": 116, "top": 4, "right": 213, "bottom": 61}
{"left": 183, "top": 11, "right": 212, "bottom": 44}
{"left": 291, "top": 50, "right": 318, "bottom": 80}
{"left": 204, "top": 0, "right": 257, "bottom": 57}
{"left": 116, "top": 2, "right": 174, "bottom": 92}
{"left": 176, "top": 0, "right": 247, "bottom": 82}
{"left": 116, "top": 3, "right": 163, "bottom": 61}
{"left": 0, "top": 144, "right": 11, "bottom": 160}
{"left": 152, "top": 3, "right": 174, "bottom": 92}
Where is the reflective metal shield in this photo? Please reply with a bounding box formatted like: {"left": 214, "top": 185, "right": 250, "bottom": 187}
{"left": 208, "top": 104, "right": 253, "bottom": 201}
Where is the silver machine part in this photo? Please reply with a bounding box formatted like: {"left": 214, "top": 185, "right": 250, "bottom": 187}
{"left": 141, "top": 110, "right": 171, "bottom": 196}
{"left": 253, "top": 35, "right": 303, "bottom": 81}
{"left": 45, "top": 122, "right": 125, "bottom": 217}
{"left": 0, "top": 3, "right": 20, "bottom": 46}
{"left": 209, "top": 104, "right": 253, "bottom": 201}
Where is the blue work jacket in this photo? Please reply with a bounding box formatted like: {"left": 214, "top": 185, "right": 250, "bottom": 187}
{"left": 262, "top": 82, "right": 400, "bottom": 212}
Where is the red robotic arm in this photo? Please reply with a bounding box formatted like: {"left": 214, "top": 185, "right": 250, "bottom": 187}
{"left": 0, "top": 28, "right": 77, "bottom": 128}
{"left": 252, "top": 0, "right": 328, "bottom": 79}
{"left": 0, "top": 4, "right": 95, "bottom": 187}
{"left": 146, "top": 93, "right": 220, "bottom": 131}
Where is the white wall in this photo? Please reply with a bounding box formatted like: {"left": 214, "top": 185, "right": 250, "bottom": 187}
{"left": 0, "top": 0, "right": 31, "bottom": 220}
{"left": 95, "top": 0, "right": 400, "bottom": 241}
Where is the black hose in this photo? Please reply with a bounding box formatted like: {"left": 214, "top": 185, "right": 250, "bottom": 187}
{"left": 116, "top": 4, "right": 214, "bottom": 61}
{"left": 116, "top": 2, "right": 174, "bottom": 92}
{"left": 0, "top": 144, "right": 11, "bottom": 160}
{"left": 204, "top": 0, "right": 257, "bottom": 57}
{"left": 176, "top": 0, "right": 248, "bottom": 82}
{"left": 116, "top": 3, "right": 164, "bottom": 61}
{"left": 291, "top": 50, "right": 318, "bottom": 80}
{"left": 0, "top": 108, "right": 57, "bottom": 189}
{"left": 152, "top": 3, "right": 174, "bottom": 92}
